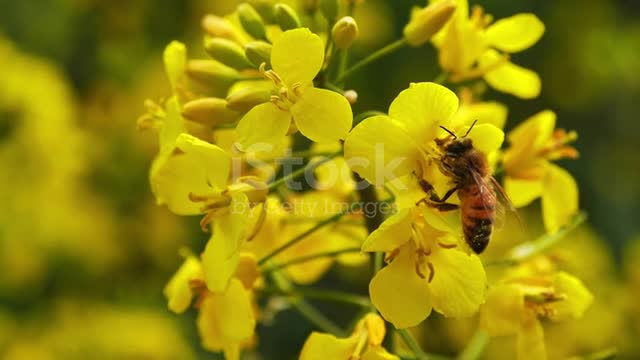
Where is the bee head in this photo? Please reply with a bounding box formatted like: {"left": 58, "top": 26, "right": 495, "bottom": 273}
{"left": 444, "top": 138, "right": 473, "bottom": 157}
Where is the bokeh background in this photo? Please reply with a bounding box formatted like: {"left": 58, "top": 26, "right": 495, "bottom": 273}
{"left": 1, "top": 0, "right": 639, "bottom": 358}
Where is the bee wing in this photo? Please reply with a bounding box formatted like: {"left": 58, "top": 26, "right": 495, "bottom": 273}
{"left": 468, "top": 170, "right": 508, "bottom": 230}
{"left": 489, "top": 175, "right": 523, "bottom": 231}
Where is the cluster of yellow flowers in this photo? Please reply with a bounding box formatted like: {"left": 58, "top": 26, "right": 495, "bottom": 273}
{"left": 139, "top": 1, "right": 594, "bottom": 359}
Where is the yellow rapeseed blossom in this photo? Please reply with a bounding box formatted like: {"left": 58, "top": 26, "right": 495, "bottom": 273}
{"left": 300, "top": 313, "right": 398, "bottom": 360}
{"left": 432, "top": 0, "right": 545, "bottom": 98}
{"left": 235, "top": 28, "right": 352, "bottom": 149}
{"left": 502, "top": 110, "right": 579, "bottom": 233}
{"left": 480, "top": 257, "right": 593, "bottom": 360}
{"left": 362, "top": 207, "right": 486, "bottom": 328}
{"left": 164, "top": 253, "right": 259, "bottom": 360}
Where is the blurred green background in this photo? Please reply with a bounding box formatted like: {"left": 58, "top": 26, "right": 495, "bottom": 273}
{"left": 1, "top": 0, "right": 639, "bottom": 358}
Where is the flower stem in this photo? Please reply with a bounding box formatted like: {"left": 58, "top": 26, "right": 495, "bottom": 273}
{"left": 433, "top": 72, "right": 448, "bottom": 85}
{"left": 335, "top": 38, "right": 409, "bottom": 83}
{"left": 257, "top": 207, "right": 356, "bottom": 266}
{"left": 271, "top": 271, "right": 347, "bottom": 336}
{"left": 457, "top": 330, "right": 489, "bottom": 360}
{"left": 266, "top": 151, "right": 340, "bottom": 192}
{"left": 486, "top": 211, "right": 588, "bottom": 267}
{"left": 398, "top": 329, "right": 429, "bottom": 360}
{"left": 260, "top": 247, "right": 362, "bottom": 273}
{"left": 261, "top": 286, "right": 371, "bottom": 308}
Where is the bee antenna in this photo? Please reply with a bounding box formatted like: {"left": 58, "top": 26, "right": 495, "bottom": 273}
{"left": 439, "top": 126, "right": 457, "bottom": 139}
{"left": 463, "top": 119, "right": 478, "bottom": 138}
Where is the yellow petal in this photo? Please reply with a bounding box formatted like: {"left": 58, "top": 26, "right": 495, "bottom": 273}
{"left": 234, "top": 253, "right": 260, "bottom": 290}
{"left": 202, "top": 192, "right": 251, "bottom": 292}
{"left": 438, "top": 11, "right": 486, "bottom": 73}
{"left": 150, "top": 133, "right": 230, "bottom": 215}
{"left": 362, "top": 208, "right": 413, "bottom": 252}
{"left": 429, "top": 248, "right": 487, "bottom": 318}
{"left": 163, "top": 256, "right": 203, "bottom": 313}
{"left": 548, "top": 271, "right": 593, "bottom": 321}
{"left": 504, "top": 175, "right": 544, "bottom": 208}
{"left": 542, "top": 164, "right": 578, "bottom": 233}
{"left": 159, "top": 97, "right": 187, "bottom": 152}
{"left": 344, "top": 115, "right": 420, "bottom": 187}
{"left": 516, "top": 314, "right": 546, "bottom": 360}
{"left": 465, "top": 123, "right": 504, "bottom": 157}
{"left": 452, "top": 100, "right": 508, "bottom": 130}
{"left": 481, "top": 51, "right": 541, "bottom": 99}
{"left": 235, "top": 102, "right": 291, "bottom": 151}
{"left": 163, "top": 41, "right": 187, "bottom": 92}
{"left": 369, "top": 245, "right": 432, "bottom": 328}
{"left": 299, "top": 332, "right": 357, "bottom": 360}
{"left": 388, "top": 82, "right": 459, "bottom": 146}
{"left": 480, "top": 284, "right": 524, "bottom": 336}
{"left": 291, "top": 87, "right": 353, "bottom": 143}
{"left": 363, "top": 347, "right": 400, "bottom": 360}
{"left": 271, "top": 28, "right": 324, "bottom": 85}
{"left": 507, "top": 110, "right": 556, "bottom": 152}
{"left": 197, "top": 278, "right": 256, "bottom": 352}
{"left": 484, "top": 14, "right": 545, "bottom": 53}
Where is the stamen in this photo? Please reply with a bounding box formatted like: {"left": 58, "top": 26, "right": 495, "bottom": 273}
{"left": 199, "top": 211, "right": 215, "bottom": 232}
{"left": 245, "top": 201, "right": 267, "bottom": 242}
{"left": 427, "top": 261, "right": 435, "bottom": 283}
{"left": 415, "top": 262, "right": 426, "bottom": 279}
{"left": 384, "top": 248, "right": 400, "bottom": 263}
{"left": 438, "top": 241, "right": 457, "bottom": 249}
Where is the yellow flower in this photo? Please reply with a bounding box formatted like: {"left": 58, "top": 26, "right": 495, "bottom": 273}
{"left": 502, "top": 110, "right": 579, "bottom": 233}
{"left": 345, "top": 82, "right": 503, "bottom": 201}
{"left": 432, "top": 0, "right": 545, "bottom": 98}
{"left": 300, "top": 313, "right": 398, "bottom": 360}
{"left": 362, "top": 207, "right": 486, "bottom": 328}
{"left": 235, "top": 28, "right": 352, "bottom": 149}
{"left": 245, "top": 195, "right": 368, "bottom": 285}
{"left": 163, "top": 253, "right": 259, "bottom": 359}
{"left": 480, "top": 257, "right": 593, "bottom": 360}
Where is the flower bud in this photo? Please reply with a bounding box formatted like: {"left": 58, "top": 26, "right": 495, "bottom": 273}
{"left": 226, "top": 87, "right": 271, "bottom": 112}
{"left": 163, "top": 41, "right": 187, "bottom": 91}
{"left": 403, "top": 0, "right": 456, "bottom": 47}
{"left": 201, "top": 14, "right": 237, "bottom": 41}
{"left": 320, "top": 0, "right": 339, "bottom": 21}
{"left": 244, "top": 41, "right": 272, "bottom": 68}
{"left": 274, "top": 4, "right": 301, "bottom": 31}
{"left": 182, "top": 97, "right": 240, "bottom": 126}
{"left": 237, "top": 3, "right": 267, "bottom": 40}
{"left": 204, "top": 37, "right": 252, "bottom": 69}
{"left": 185, "top": 60, "right": 239, "bottom": 92}
{"left": 332, "top": 16, "right": 359, "bottom": 50}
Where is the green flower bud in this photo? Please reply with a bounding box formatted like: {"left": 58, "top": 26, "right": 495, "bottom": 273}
{"left": 274, "top": 4, "right": 301, "bottom": 31}
{"left": 185, "top": 60, "right": 239, "bottom": 92}
{"left": 403, "top": 0, "right": 456, "bottom": 47}
{"left": 237, "top": 3, "right": 267, "bottom": 40}
{"left": 226, "top": 87, "right": 271, "bottom": 112}
{"left": 201, "top": 14, "right": 237, "bottom": 41}
{"left": 332, "top": 16, "right": 359, "bottom": 50}
{"left": 182, "top": 97, "right": 240, "bottom": 126}
{"left": 320, "top": 0, "right": 339, "bottom": 21}
{"left": 204, "top": 37, "right": 252, "bottom": 69}
{"left": 244, "top": 41, "right": 272, "bottom": 68}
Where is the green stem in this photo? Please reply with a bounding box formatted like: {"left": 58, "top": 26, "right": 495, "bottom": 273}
{"left": 267, "top": 151, "right": 340, "bottom": 192}
{"left": 257, "top": 208, "right": 356, "bottom": 266}
{"left": 261, "top": 247, "right": 362, "bottom": 273}
{"left": 270, "top": 271, "right": 347, "bottom": 336}
{"left": 487, "top": 211, "right": 588, "bottom": 266}
{"left": 457, "top": 330, "right": 489, "bottom": 360}
{"left": 262, "top": 287, "right": 370, "bottom": 307}
{"left": 398, "top": 329, "right": 429, "bottom": 360}
{"left": 325, "top": 82, "right": 345, "bottom": 93}
{"left": 336, "top": 38, "right": 409, "bottom": 83}
{"left": 433, "top": 72, "right": 448, "bottom": 84}
{"left": 354, "top": 110, "right": 387, "bottom": 125}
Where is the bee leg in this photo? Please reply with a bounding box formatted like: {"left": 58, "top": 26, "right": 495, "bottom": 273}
{"left": 429, "top": 202, "right": 459, "bottom": 212}
{"left": 429, "top": 186, "right": 459, "bottom": 203}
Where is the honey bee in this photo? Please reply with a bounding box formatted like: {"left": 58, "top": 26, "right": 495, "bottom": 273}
{"left": 417, "top": 120, "right": 511, "bottom": 254}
